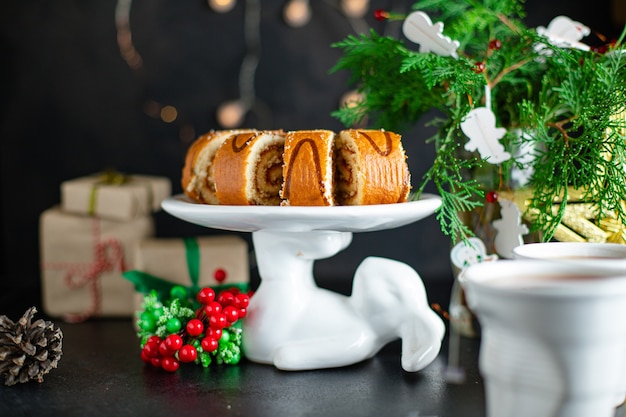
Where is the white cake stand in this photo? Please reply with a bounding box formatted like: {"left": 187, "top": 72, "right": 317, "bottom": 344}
{"left": 162, "top": 194, "right": 445, "bottom": 372}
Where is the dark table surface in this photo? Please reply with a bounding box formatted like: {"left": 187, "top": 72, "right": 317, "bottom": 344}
{"left": 1, "top": 280, "right": 624, "bottom": 417}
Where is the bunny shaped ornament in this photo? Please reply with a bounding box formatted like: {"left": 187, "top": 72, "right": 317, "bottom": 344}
{"left": 243, "top": 230, "right": 446, "bottom": 372}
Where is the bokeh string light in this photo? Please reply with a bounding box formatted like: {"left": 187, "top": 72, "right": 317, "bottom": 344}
{"left": 114, "top": 0, "right": 196, "bottom": 143}
{"left": 216, "top": 0, "right": 264, "bottom": 128}
{"left": 283, "top": 0, "right": 312, "bottom": 28}
{"left": 217, "top": 0, "right": 375, "bottom": 128}
{"left": 115, "top": 0, "right": 398, "bottom": 134}
{"left": 207, "top": 0, "right": 237, "bottom": 14}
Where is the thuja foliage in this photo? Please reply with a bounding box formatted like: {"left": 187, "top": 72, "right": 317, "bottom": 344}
{"left": 331, "top": 0, "right": 626, "bottom": 242}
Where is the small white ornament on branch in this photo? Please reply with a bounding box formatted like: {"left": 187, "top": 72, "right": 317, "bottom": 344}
{"left": 450, "top": 237, "right": 497, "bottom": 270}
{"left": 536, "top": 15, "right": 590, "bottom": 52}
{"left": 460, "top": 107, "right": 511, "bottom": 164}
{"left": 492, "top": 199, "right": 529, "bottom": 259}
{"left": 402, "top": 11, "right": 460, "bottom": 58}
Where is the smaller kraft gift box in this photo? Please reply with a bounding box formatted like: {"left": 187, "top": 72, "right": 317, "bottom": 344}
{"left": 40, "top": 207, "right": 155, "bottom": 321}
{"left": 61, "top": 172, "right": 171, "bottom": 221}
{"left": 124, "top": 235, "right": 250, "bottom": 312}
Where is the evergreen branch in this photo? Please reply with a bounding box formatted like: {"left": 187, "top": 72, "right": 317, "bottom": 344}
{"left": 488, "top": 57, "right": 532, "bottom": 88}
{"left": 331, "top": 0, "right": 626, "bottom": 243}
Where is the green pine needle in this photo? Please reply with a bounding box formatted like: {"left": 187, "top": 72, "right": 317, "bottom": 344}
{"left": 331, "top": 0, "right": 626, "bottom": 242}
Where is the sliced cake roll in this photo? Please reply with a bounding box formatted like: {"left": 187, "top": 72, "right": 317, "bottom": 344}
{"left": 181, "top": 129, "right": 257, "bottom": 204}
{"left": 335, "top": 129, "right": 411, "bottom": 205}
{"left": 213, "top": 130, "right": 286, "bottom": 205}
{"left": 280, "top": 130, "right": 337, "bottom": 206}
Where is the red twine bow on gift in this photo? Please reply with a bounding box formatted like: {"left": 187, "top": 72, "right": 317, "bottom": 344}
{"left": 43, "top": 218, "right": 127, "bottom": 323}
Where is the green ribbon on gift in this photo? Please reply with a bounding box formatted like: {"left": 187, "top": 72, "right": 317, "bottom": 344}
{"left": 184, "top": 238, "right": 200, "bottom": 290}
{"left": 88, "top": 169, "right": 130, "bottom": 216}
{"left": 122, "top": 237, "right": 248, "bottom": 301}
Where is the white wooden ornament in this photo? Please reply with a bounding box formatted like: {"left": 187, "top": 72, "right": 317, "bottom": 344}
{"left": 402, "top": 11, "right": 460, "bottom": 58}
{"left": 492, "top": 199, "right": 529, "bottom": 259}
{"left": 536, "top": 15, "right": 590, "bottom": 52}
{"left": 460, "top": 107, "right": 511, "bottom": 164}
{"left": 450, "top": 237, "right": 497, "bottom": 270}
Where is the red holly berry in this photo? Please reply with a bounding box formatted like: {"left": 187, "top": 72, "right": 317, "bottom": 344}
{"left": 178, "top": 345, "right": 198, "bottom": 363}
{"left": 201, "top": 337, "right": 219, "bottom": 353}
{"left": 214, "top": 268, "right": 227, "bottom": 283}
{"left": 197, "top": 287, "right": 216, "bottom": 304}
{"left": 473, "top": 61, "right": 485, "bottom": 74}
{"left": 161, "top": 357, "right": 180, "bottom": 372}
{"left": 206, "top": 327, "right": 222, "bottom": 340}
{"left": 239, "top": 308, "right": 248, "bottom": 319}
{"left": 159, "top": 341, "right": 172, "bottom": 357}
{"left": 150, "top": 357, "right": 163, "bottom": 368}
{"left": 204, "top": 301, "right": 222, "bottom": 316}
{"left": 217, "top": 291, "right": 235, "bottom": 306}
{"left": 141, "top": 349, "right": 152, "bottom": 364}
{"left": 373, "top": 9, "right": 388, "bottom": 21}
{"left": 146, "top": 335, "right": 162, "bottom": 345}
{"left": 209, "top": 313, "right": 228, "bottom": 329}
{"left": 164, "top": 334, "right": 183, "bottom": 352}
{"left": 486, "top": 190, "right": 498, "bottom": 203}
{"left": 143, "top": 341, "right": 160, "bottom": 358}
{"left": 223, "top": 306, "right": 240, "bottom": 323}
{"left": 488, "top": 39, "right": 502, "bottom": 50}
{"left": 235, "top": 293, "right": 250, "bottom": 309}
{"left": 186, "top": 319, "right": 204, "bottom": 337}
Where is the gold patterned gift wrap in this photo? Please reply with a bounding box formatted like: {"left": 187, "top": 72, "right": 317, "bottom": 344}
{"left": 39, "top": 207, "right": 155, "bottom": 321}
{"left": 500, "top": 187, "right": 626, "bottom": 244}
{"left": 61, "top": 172, "right": 171, "bottom": 221}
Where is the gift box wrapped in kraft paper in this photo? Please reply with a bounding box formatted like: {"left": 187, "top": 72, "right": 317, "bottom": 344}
{"left": 123, "top": 235, "right": 250, "bottom": 314}
{"left": 61, "top": 171, "right": 171, "bottom": 221}
{"left": 40, "top": 207, "right": 155, "bottom": 322}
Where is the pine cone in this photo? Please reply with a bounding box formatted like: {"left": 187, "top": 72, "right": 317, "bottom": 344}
{"left": 0, "top": 307, "right": 63, "bottom": 386}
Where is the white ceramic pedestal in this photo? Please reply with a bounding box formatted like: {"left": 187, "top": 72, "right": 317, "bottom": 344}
{"left": 162, "top": 195, "right": 445, "bottom": 372}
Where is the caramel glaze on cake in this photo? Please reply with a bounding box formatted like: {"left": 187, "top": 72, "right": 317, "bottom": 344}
{"left": 213, "top": 130, "right": 286, "bottom": 205}
{"left": 181, "top": 129, "right": 257, "bottom": 204}
{"left": 280, "top": 130, "right": 336, "bottom": 206}
{"left": 335, "top": 129, "right": 411, "bottom": 205}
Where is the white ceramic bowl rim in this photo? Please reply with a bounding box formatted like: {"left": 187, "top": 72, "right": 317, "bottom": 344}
{"left": 461, "top": 260, "right": 626, "bottom": 298}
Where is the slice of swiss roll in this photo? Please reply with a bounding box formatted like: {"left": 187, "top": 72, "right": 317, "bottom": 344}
{"left": 181, "top": 129, "right": 258, "bottom": 204}
{"left": 335, "top": 129, "right": 411, "bottom": 205}
{"left": 213, "top": 130, "right": 286, "bottom": 205}
{"left": 280, "top": 129, "right": 337, "bottom": 206}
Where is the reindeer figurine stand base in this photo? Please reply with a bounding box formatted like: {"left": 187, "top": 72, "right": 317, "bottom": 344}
{"left": 162, "top": 194, "right": 445, "bottom": 372}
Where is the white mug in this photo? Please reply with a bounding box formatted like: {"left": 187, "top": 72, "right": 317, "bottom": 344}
{"left": 461, "top": 259, "right": 626, "bottom": 417}
{"left": 513, "top": 242, "right": 626, "bottom": 272}
{"left": 513, "top": 241, "right": 626, "bottom": 406}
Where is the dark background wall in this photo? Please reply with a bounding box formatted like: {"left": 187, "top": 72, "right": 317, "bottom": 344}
{"left": 1, "top": 0, "right": 623, "bottom": 318}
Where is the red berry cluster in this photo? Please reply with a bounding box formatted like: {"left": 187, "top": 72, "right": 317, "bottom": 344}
{"left": 140, "top": 287, "right": 250, "bottom": 372}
